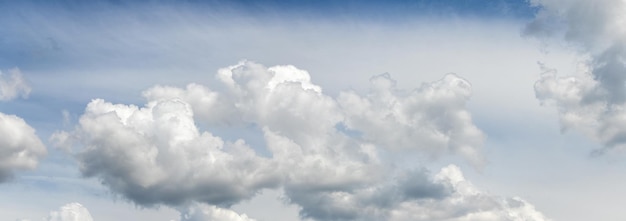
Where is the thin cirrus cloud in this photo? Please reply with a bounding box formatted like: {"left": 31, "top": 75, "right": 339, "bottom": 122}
{"left": 52, "top": 61, "right": 549, "bottom": 220}
{"left": 526, "top": 0, "right": 626, "bottom": 154}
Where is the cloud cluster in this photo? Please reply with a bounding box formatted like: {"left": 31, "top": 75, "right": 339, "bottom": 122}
{"left": 46, "top": 203, "right": 93, "bottom": 221}
{"left": 56, "top": 61, "right": 548, "bottom": 220}
{"left": 0, "top": 68, "right": 45, "bottom": 182}
{"left": 526, "top": 0, "right": 626, "bottom": 152}
{"left": 0, "top": 68, "right": 31, "bottom": 101}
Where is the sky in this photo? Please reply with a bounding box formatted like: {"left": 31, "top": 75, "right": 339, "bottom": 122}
{"left": 1, "top": 0, "right": 626, "bottom": 220}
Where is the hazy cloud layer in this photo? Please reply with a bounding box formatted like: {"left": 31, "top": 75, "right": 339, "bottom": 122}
{"left": 527, "top": 0, "right": 626, "bottom": 152}
{"left": 46, "top": 203, "right": 93, "bottom": 221}
{"left": 0, "top": 68, "right": 31, "bottom": 101}
{"left": 55, "top": 61, "right": 547, "bottom": 220}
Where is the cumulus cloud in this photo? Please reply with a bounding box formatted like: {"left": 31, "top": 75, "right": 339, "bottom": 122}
{"left": 387, "top": 165, "right": 550, "bottom": 221}
{"left": 55, "top": 61, "right": 548, "bottom": 220}
{"left": 178, "top": 203, "right": 256, "bottom": 221}
{"left": 142, "top": 83, "right": 235, "bottom": 125}
{"left": 215, "top": 61, "right": 484, "bottom": 166}
{"left": 0, "top": 112, "right": 46, "bottom": 182}
{"left": 62, "top": 98, "right": 280, "bottom": 206}
{"left": 46, "top": 203, "right": 93, "bottom": 221}
{"left": 0, "top": 68, "right": 31, "bottom": 101}
{"left": 281, "top": 164, "right": 550, "bottom": 221}
{"left": 338, "top": 73, "right": 485, "bottom": 166}
{"left": 0, "top": 68, "right": 44, "bottom": 182}
{"left": 526, "top": 0, "right": 626, "bottom": 152}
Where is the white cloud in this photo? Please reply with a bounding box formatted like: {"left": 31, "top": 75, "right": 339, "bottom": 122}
{"left": 142, "top": 83, "right": 235, "bottom": 125}
{"left": 66, "top": 98, "right": 280, "bottom": 206}
{"left": 55, "top": 61, "right": 548, "bottom": 220}
{"left": 179, "top": 203, "right": 256, "bottom": 221}
{"left": 338, "top": 73, "right": 485, "bottom": 167}
{"left": 46, "top": 203, "right": 93, "bottom": 221}
{"left": 534, "top": 64, "right": 601, "bottom": 133}
{"left": 526, "top": 0, "right": 626, "bottom": 54}
{"left": 0, "top": 68, "right": 31, "bottom": 101}
{"left": 388, "top": 165, "right": 550, "bottom": 221}
{"left": 526, "top": 0, "right": 626, "bottom": 153}
{"left": 277, "top": 164, "right": 550, "bottom": 221}
{"left": 215, "top": 61, "right": 483, "bottom": 166}
{"left": 0, "top": 112, "right": 46, "bottom": 182}
{"left": 0, "top": 67, "right": 43, "bottom": 182}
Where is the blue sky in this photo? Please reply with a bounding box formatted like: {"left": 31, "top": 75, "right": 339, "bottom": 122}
{"left": 2, "top": 0, "right": 626, "bottom": 221}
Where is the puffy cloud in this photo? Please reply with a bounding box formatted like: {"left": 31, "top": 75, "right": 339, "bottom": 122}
{"left": 217, "top": 61, "right": 382, "bottom": 193}
{"left": 387, "top": 165, "right": 550, "bottom": 221}
{"left": 46, "top": 203, "right": 93, "bottom": 221}
{"left": 0, "top": 68, "right": 44, "bottom": 182}
{"left": 215, "top": 61, "right": 341, "bottom": 139}
{"left": 278, "top": 164, "right": 550, "bottom": 221}
{"left": 63, "top": 98, "right": 280, "bottom": 206}
{"left": 0, "top": 112, "right": 46, "bottom": 182}
{"left": 534, "top": 64, "right": 626, "bottom": 153}
{"left": 56, "top": 61, "right": 548, "bottom": 220}
{"left": 525, "top": 0, "right": 626, "bottom": 54}
{"left": 0, "top": 68, "right": 31, "bottom": 101}
{"left": 526, "top": 0, "right": 626, "bottom": 152}
{"left": 216, "top": 61, "right": 483, "bottom": 166}
{"left": 534, "top": 64, "right": 600, "bottom": 132}
{"left": 179, "top": 203, "right": 256, "bottom": 221}
{"left": 214, "top": 62, "right": 488, "bottom": 219}
{"left": 338, "top": 73, "right": 485, "bottom": 167}
{"left": 142, "top": 83, "right": 235, "bottom": 125}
